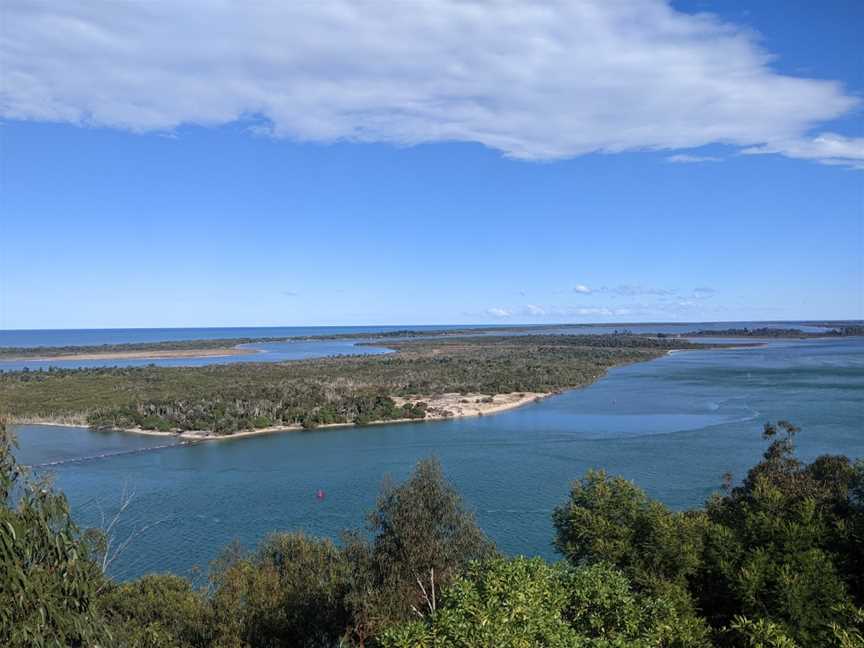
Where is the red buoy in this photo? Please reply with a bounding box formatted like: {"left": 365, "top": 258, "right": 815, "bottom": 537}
{"left": 316, "top": 489, "right": 325, "bottom": 501}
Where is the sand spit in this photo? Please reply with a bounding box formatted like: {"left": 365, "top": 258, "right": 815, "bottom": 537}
{"left": 4, "top": 347, "right": 259, "bottom": 362}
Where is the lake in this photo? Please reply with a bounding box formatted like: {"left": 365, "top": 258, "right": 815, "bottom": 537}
{"left": 10, "top": 335, "right": 863, "bottom": 581}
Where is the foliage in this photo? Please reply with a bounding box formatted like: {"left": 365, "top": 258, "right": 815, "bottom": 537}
{"left": 209, "top": 534, "right": 354, "bottom": 648}
{"left": 345, "top": 458, "right": 495, "bottom": 642}
{"left": 683, "top": 327, "right": 864, "bottom": 339}
{"left": 698, "top": 421, "right": 863, "bottom": 646}
{"left": 378, "top": 558, "right": 710, "bottom": 647}
{"left": 552, "top": 468, "right": 707, "bottom": 611}
{"left": 726, "top": 616, "right": 799, "bottom": 648}
{"left": 99, "top": 573, "right": 212, "bottom": 647}
{"left": 554, "top": 421, "right": 864, "bottom": 647}
{"left": 0, "top": 418, "right": 107, "bottom": 647}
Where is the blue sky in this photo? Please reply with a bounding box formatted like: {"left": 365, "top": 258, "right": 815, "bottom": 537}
{"left": 1, "top": 0, "right": 862, "bottom": 329}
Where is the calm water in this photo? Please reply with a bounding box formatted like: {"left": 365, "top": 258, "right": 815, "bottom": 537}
{"left": 0, "top": 339, "right": 395, "bottom": 372}
{"left": 0, "top": 325, "right": 491, "bottom": 347}
{"left": 0, "top": 325, "right": 451, "bottom": 371}
{"left": 11, "top": 336, "right": 863, "bottom": 581}
{"left": 0, "top": 321, "right": 841, "bottom": 371}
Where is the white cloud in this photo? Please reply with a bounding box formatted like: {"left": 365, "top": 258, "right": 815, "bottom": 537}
{"left": 526, "top": 304, "right": 546, "bottom": 315}
{"left": 666, "top": 154, "right": 722, "bottom": 163}
{"left": 600, "top": 284, "right": 675, "bottom": 297}
{"left": 573, "top": 284, "right": 593, "bottom": 294}
{"left": 0, "top": 1, "right": 858, "bottom": 166}
{"left": 486, "top": 307, "right": 512, "bottom": 318}
{"left": 742, "top": 133, "right": 864, "bottom": 170}
{"left": 691, "top": 287, "right": 717, "bottom": 299}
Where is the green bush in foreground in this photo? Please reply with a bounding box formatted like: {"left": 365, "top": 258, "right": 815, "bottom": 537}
{"left": 98, "top": 574, "right": 212, "bottom": 648}
{"left": 208, "top": 535, "right": 353, "bottom": 648}
{"left": 380, "top": 558, "right": 711, "bottom": 648}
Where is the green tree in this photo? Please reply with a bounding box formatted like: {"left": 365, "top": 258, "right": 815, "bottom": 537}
{"left": 0, "top": 418, "right": 108, "bottom": 647}
{"left": 378, "top": 557, "right": 710, "bottom": 647}
{"left": 209, "top": 533, "right": 354, "bottom": 648}
{"left": 347, "top": 458, "right": 496, "bottom": 643}
{"left": 698, "top": 422, "right": 862, "bottom": 646}
{"left": 99, "top": 573, "right": 211, "bottom": 647}
{"left": 552, "top": 468, "right": 706, "bottom": 610}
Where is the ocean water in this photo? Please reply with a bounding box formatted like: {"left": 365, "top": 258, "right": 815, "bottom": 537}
{"left": 0, "top": 321, "right": 841, "bottom": 371}
{"left": 0, "top": 325, "right": 483, "bottom": 347}
{"left": 11, "top": 336, "right": 863, "bottom": 581}
{"left": 0, "top": 325, "right": 448, "bottom": 371}
{"left": 0, "top": 339, "right": 395, "bottom": 372}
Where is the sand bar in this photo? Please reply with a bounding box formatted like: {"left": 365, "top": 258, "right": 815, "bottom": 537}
{"left": 4, "top": 347, "right": 258, "bottom": 362}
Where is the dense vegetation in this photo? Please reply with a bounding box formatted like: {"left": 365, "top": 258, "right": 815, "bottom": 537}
{"left": 2, "top": 416, "right": 863, "bottom": 646}
{"left": 682, "top": 325, "right": 864, "bottom": 338}
{"left": 0, "top": 334, "right": 706, "bottom": 434}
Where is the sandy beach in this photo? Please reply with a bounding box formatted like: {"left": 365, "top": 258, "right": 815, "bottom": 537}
{"left": 14, "top": 391, "right": 549, "bottom": 442}
{"left": 5, "top": 347, "right": 259, "bottom": 362}
{"left": 177, "top": 391, "right": 550, "bottom": 441}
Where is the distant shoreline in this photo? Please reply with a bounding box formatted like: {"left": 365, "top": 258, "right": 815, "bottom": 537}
{"left": 3, "top": 320, "right": 858, "bottom": 363}
{"left": 2, "top": 347, "right": 261, "bottom": 362}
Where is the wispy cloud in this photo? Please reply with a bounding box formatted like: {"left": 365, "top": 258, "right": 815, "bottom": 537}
{"left": 691, "top": 287, "right": 717, "bottom": 299}
{"left": 479, "top": 284, "right": 720, "bottom": 321}
{"left": 1, "top": 1, "right": 857, "bottom": 167}
{"left": 573, "top": 284, "right": 593, "bottom": 294}
{"left": 281, "top": 290, "right": 300, "bottom": 297}
{"left": 599, "top": 285, "right": 675, "bottom": 297}
{"left": 666, "top": 154, "right": 722, "bottom": 164}
{"left": 742, "top": 133, "right": 864, "bottom": 170}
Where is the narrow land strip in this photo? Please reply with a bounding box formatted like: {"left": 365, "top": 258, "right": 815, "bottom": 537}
{"left": 1, "top": 334, "right": 737, "bottom": 439}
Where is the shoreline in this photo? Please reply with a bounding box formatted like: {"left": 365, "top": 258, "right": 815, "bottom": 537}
{"left": 12, "top": 391, "right": 551, "bottom": 441}
{"left": 1, "top": 346, "right": 260, "bottom": 362}
{"left": 10, "top": 344, "right": 752, "bottom": 443}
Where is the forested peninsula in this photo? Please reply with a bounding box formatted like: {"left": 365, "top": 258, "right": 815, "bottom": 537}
{"left": 0, "top": 334, "right": 718, "bottom": 436}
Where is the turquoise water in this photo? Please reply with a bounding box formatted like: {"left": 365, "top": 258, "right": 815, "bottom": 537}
{"left": 11, "top": 337, "right": 864, "bottom": 581}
